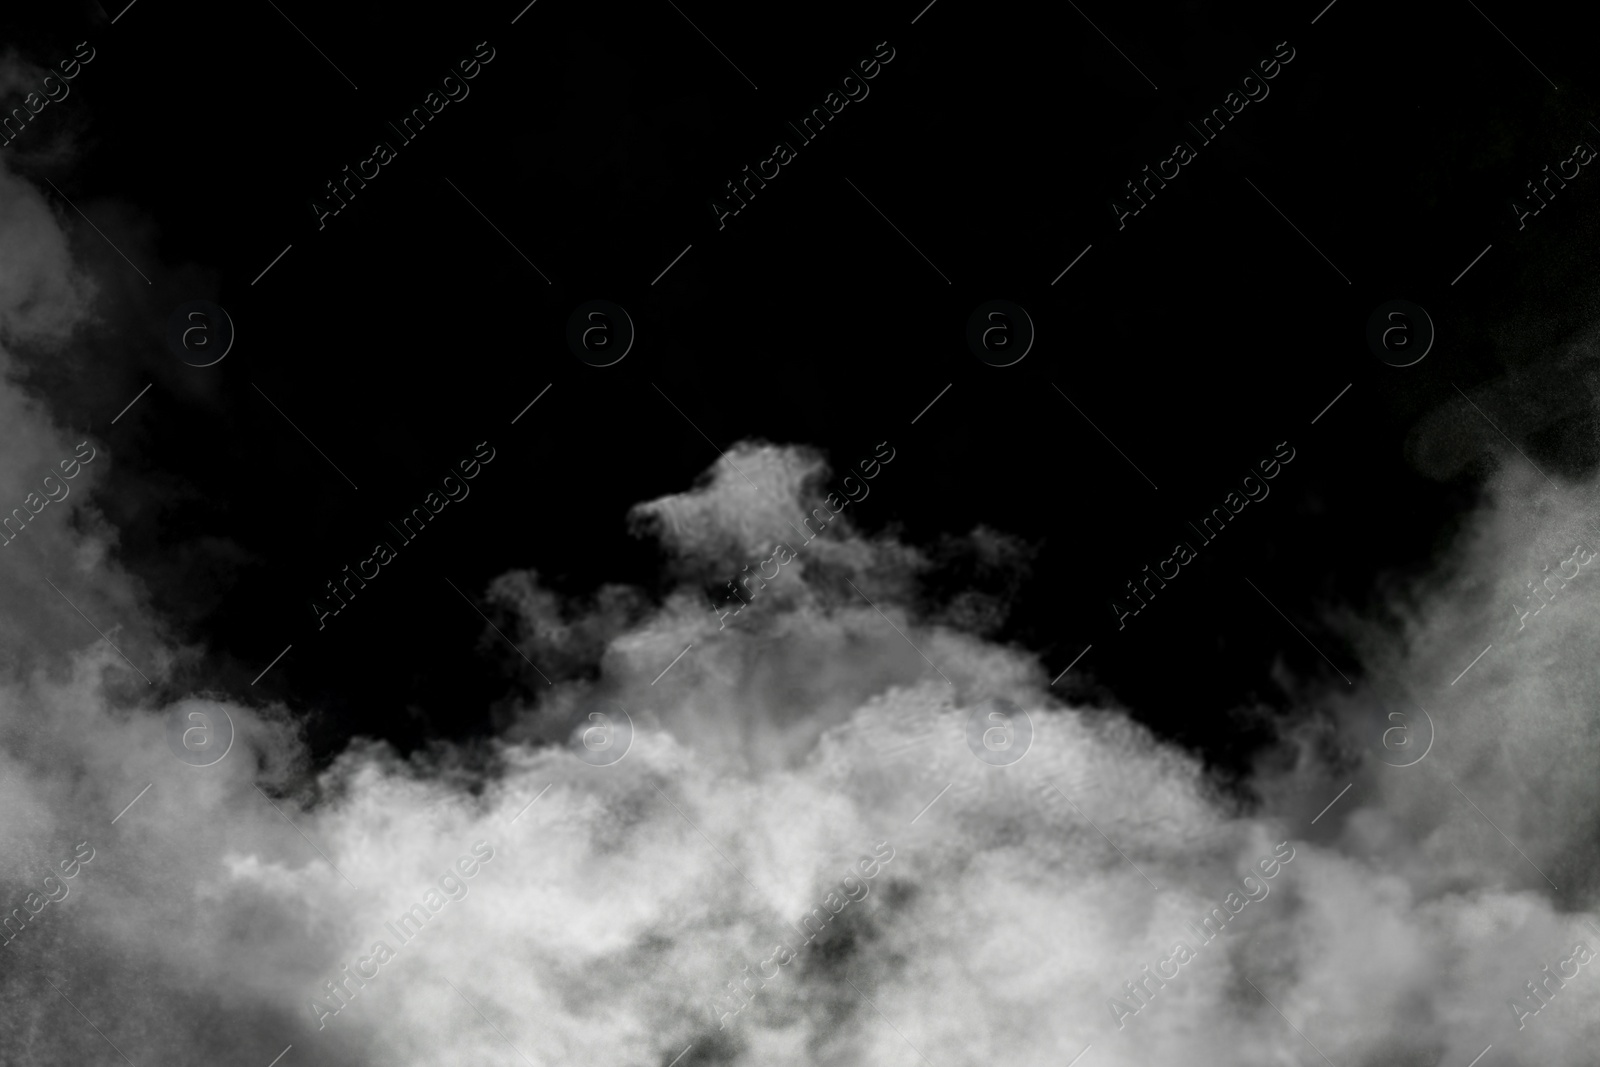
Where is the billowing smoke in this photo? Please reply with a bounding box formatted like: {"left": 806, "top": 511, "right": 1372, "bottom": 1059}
{"left": 2, "top": 159, "right": 1599, "bottom": 1067}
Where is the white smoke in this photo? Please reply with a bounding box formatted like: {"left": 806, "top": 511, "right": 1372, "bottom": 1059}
{"left": 1, "top": 158, "right": 1599, "bottom": 1067}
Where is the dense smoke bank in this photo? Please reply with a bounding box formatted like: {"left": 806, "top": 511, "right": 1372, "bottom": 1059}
{"left": 1, "top": 148, "right": 1599, "bottom": 1067}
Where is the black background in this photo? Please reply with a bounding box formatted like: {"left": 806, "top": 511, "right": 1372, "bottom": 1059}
{"left": 7, "top": 0, "right": 1600, "bottom": 776}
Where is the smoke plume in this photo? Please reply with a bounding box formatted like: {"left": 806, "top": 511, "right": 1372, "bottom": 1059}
{"left": 1, "top": 152, "right": 1598, "bottom": 1067}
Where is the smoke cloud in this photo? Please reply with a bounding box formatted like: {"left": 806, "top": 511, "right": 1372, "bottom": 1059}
{"left": 1, "top": 155, "right": 1599, "bottom": 1067}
